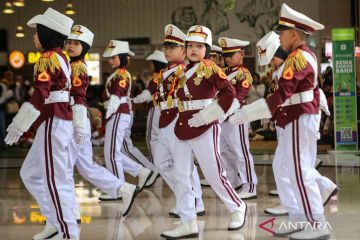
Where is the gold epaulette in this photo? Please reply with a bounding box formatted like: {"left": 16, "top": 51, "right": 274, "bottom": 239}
{"left": 116, "top": 69, "right": 131, "bottom": 81}
{"left": 196, "top": 59, "right": 221, "bottom": 79}
{"left": 284, "top": 49, "right": 308, "bottom": 72}
{"left": 34, "top": 51, "right": 60, "bottom": 73}
{"left": 236, "top": 67, "right": 253, "bottom": 84}
{"left": 71, "top": 61, "right": 87, "bottom": 78}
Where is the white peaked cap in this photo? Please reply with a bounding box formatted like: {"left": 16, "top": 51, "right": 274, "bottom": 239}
{"left": 256, "top": 31, "right": 280, "bottom": 66}
{"left": 27, "top": 7, "right": 74, "bottom": 37}
{"left": 186, "top": 25, "right": 212, "bottom": 46}
{"left": 164, "top": 24, "right": 187, "bottom": 46}
{"left": 68, "top": 25, "right": 94, "bottom": 47}
{"left": 218, "top": 37, "right": 250, "bottom": 53}
{"left": 146, "top": 50, "right": 167, "bottom": 64}
{"left": 210, "top": 45, "right": 222, "bottom": 54}
{"left": 103, "top": 40, "right": 130, "bottom": 57}
{"left": 278, "top": 3, "right": 324, "bottom": 34}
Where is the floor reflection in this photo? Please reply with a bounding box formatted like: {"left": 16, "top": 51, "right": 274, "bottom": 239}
{"left": 0, "top": 153, "right": 359, "bottom": 239}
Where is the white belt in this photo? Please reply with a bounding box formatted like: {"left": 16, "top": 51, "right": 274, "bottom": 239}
{"left": 281, "top": 90, "right": 314, "bottom": 107}
{"left": 44, "top": 91, "right": 70, "bottom": 104}
{"left": 159, "top": 99, "right": 178, "bottom": 111}
{"left": 178, "top": 99, "right": 213, "bottom": 112}
{"left": 103, "top": 96, "right": 127, "bottom": 108}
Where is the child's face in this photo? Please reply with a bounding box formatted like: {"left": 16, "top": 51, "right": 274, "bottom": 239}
{"left": 186, "top": 41, "right": 206, "bottom": 62}
{"left": 108, "top": 55, "right": 120, "bottom": 69}
{"left": 164, "top": 45, "right": 185, "bottom": 64}
{"left": 279, "top": 30, "right": 294, "bottom": 52}
{"left": 224, "top": 51, "right": 243, "bottom": 67}
{"left": 33, "top": 32, "right": 42, "bottom": 49}
{"left": 65, "top": 40, "right": 83, "bottom": 58}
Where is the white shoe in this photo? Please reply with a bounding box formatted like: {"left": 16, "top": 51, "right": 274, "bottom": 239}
{"left": 238, "top": 191, "right": 257, "bottom": 200}
{"left": 200, "top": 179, "right": 210, "bottom": 187}
{"left": 169, "top": 206, "right": 206, "bottom": 218}
{"left": 290, "top": 227, "right": 329, "bottom": 240}
{"left": 145, "top": 171, "right": 159, "bottom": 187}
{"left": 119, "top": 182, "right": 139, "bottom": 217}
{"left": 160, "top": 220, "right": 199, "bottom": 239}
{"left": 98, "top": 193, "right": 122, "bottom": 201}
{"left": 315, "top": 158, "right": 323, "bottom": 170}
{"left": 138, "top": 168, "right": 154, "bottom": 192}
{"left": 321, "top": 183, "right": 338, "bottom": 206}
{"left": 269, "top": 189, "right": 279, "bottom": 196}
{"left": 264, "top": 204, "right": 289, "bottom": 215}
{"left": 273, "top": 220, "right": 304, "bottom": 237}
{"left": 228, "top": 203, "right": 247, "bottom": 231}
{"left": 32, "top": 225, "right": 58, "bottom": 240}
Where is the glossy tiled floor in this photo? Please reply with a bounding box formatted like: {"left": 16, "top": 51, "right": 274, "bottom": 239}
{"left": 0, "top": 147, "right": 359, "bottom": 239}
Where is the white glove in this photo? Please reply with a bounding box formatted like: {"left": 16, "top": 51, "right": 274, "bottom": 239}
{"left": 75, "top": 127, "right": 87, "bottom": 145}
{"left": 132, "top": 90, "right": 152, "bottom": 104}
{"left": 319, "top": 89, "right": 330, "bottom": 116}
{"left": 5, "top": 123, "right": 23, "bottom": 145}
{"left": 4, "top": 102, "right": 40, "bottom": 145}
{"left": 229, "top": 108, "right": 249, "bottom": 125}
{"left": 188, "top": 100, "right": 225, "bottom": 127}
{"left": 229, "top": 98, "right": 271, "bottom": 125}
{"left": 105, "top": 95, "right": 121, "bottom": 119}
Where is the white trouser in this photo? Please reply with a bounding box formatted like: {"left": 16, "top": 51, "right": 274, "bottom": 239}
{"left": 273, "top": 125, "right": 336, "bottom": 212}
{"left": 273, "top": 114, "right": 324, "bottom": 223}
{"left": 104, "top": 113, "right": 132, "bottom": 182}
{"left": 173, "top": 124, "right": 244, "bottom": 223}
{"left": 220, "top": 121, "right": 257, "bottom": 192}
{"left": 69, "top": 118, "right": 123, "bottom": 213}
{"left": 152, "top": 117, "right": 204, "bottom": 207}
{"left": 122, "top": 111, "right": 154, "bottom": 171}
{"left": 20, "top": 117, "right": 78, "bottom": 239}
{"left": 146, "top": 106, "right": 161, "bottom": 164}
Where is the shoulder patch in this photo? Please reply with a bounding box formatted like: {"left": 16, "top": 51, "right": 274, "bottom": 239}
{"left": 119, "top": 79, "right": 127, "bottom": 88}
{"left": 37, "top": 71, "right": 50, "bottom": 82}
{"left": 35, "top": 51, "right": 61, "bottom": 74}
{"left": 72, "top": 77, "right": 82, "bottom": 87}
{"left": 115, "top": 69, "right": 131, "bottom": 81}
{"left": 282, "top": 67, "right": 294, "bottom": 80}
{"left": 242, "top": 80, "right": 250, "bottom": 88}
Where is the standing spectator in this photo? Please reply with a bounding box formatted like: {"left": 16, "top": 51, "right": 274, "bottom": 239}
{"left": 0, "top": 71, "right": 15, "bottom": 148}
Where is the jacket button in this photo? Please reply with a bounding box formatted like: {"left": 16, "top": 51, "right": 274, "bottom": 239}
{"left": 279, "top": 108, "right": 283, "bottom": 111}
{"left": 167, "top": 111, "right": 169, "bottom": 114}
{"left": 283, "top": 113, "right": 287, "bottom": 116}
{"left": 179, "top": 122, "right": 183, "bottom": 126}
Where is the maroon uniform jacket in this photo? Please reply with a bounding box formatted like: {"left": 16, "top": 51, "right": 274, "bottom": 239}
{"left": 146, "top": 72, "right": 161, "bottom": 109}
{"left": 30, "top": 48, "right": 72, "bottom": 130}
{"left": 175, "top": 59, "right": 236, "bottom": 140}
{"left": 266, "top": 44, "right": 320, "bottom": 128}
{"left": 70, "top": 59, "right": 88, "bottom": 106}
{"left": 157, "top": 62, "right": 185, "bottom": 129}
{"left": 225, "top": 65, "right": 253, "bottom": 106}
{"left": 105, "top": 68, "right": 131, "bottom": 115}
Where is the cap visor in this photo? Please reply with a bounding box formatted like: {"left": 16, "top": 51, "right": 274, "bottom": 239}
{"left": 274, "top": 24, "right": 293, "bottom": 33}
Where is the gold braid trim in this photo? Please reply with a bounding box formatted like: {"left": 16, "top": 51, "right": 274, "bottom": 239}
{"left": 34, "top": 52, "right": 61, "bottom": 73}
{"left": 195, "top": 59, "right": 221, "bottom": 79}
{"left": 284, "top": 49, "right": 308, "bottom": 72}
{"left": 116, "top": 69, "right": 131, "bottom": 81}
{"left": 71, "top": 61, "right": 87, "bottom": 78}
{"left": 236, "top": 68, "right": 253, "bottom": 84}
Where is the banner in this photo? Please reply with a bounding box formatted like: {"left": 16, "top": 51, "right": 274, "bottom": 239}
{"left": 332, "top": 28, "right": 358, "bottom": 151}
